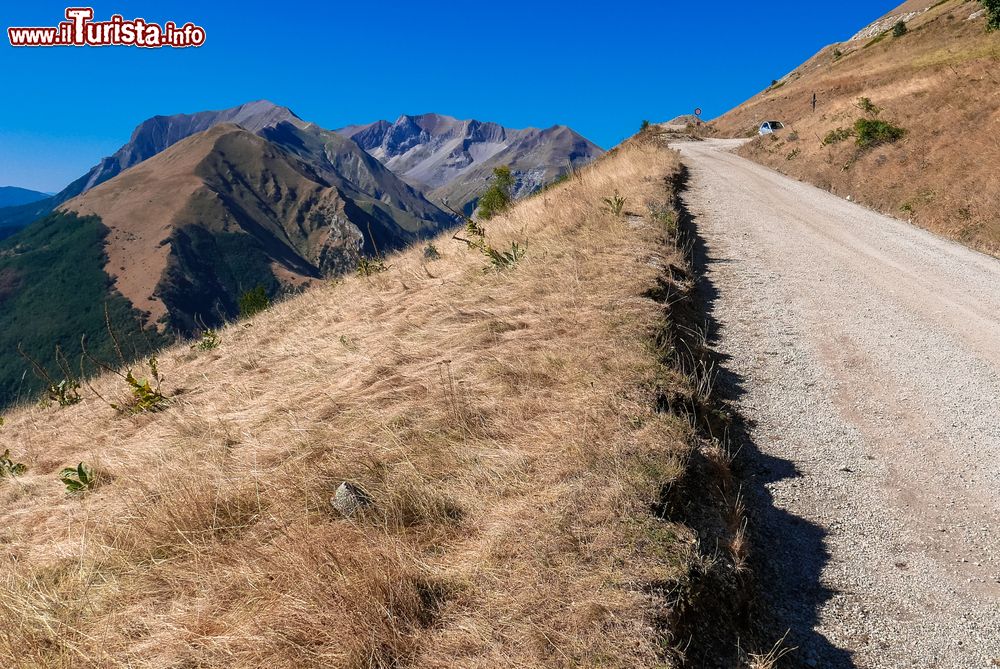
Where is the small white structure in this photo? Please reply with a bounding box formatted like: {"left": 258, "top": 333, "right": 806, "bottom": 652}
{"left": 759, "top": 121, "right": 785, "bottom": 135}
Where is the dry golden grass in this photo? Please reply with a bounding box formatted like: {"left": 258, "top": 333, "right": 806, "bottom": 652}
{"left": 0, "top": 138, "right": 730, "bottom": 667}
{"left": 714, "top": 0, "right": 1000, "bottom": 255}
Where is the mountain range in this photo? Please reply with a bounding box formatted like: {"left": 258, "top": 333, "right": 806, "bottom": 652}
{"left": 0, "top": 101, "right": 602, "bottom": 406}
{"left": 0, "top": 186, "right": 49, "bottom": 208}
{"left": 339, "top": 114, "right": 602, "bottom": 213}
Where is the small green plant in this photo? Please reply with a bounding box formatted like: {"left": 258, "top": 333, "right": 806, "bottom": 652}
{"left": 60, "top": 462, "right": 98, "bottom": 494}
{"left": 482, "top": 242, "right": 526, "bottom": 272}
{"left": 112, "top": 357, "right": 167, "bottom": 414}
{"left": 640, "top": 119, "right": 651, "bottom": 132}
{"left": 0, "top": 449, "right": 26, "bottom": 478}
{"left": 786, "top": 148, "right": 801, "bottom": 160}
{"left": 449, "top": 205, "right": 526, "bottom": 273}
{"left": 79, "top": 306, "right": 170, "bottom": 415}
{"left": 339, "top": 335, "right": 358, "bottom": 351}
{"left": 356, "top": 256, "right": 389, "bottom": 277}
{"left": 423, "top": 242, "right": 441, "bottom": 260}
{"left": 603, "top": 191, "right": 626, "bottom": 216}
{"left": 832, "top": 48, "right": 843, "bottom": 61}
{"left": 856, "top": 97, "right": 883, "bottom": 118}
{"left": 892, "top": 21, "right": 908, "bottom": 37}
{"left": 982, "top": 0, "right": 1000, "bottom": 31}
{"left": 191, "top": 329, "right": 220, "bottom": 351}
{"left": 822, "top": 127, "right": 854, "bottom": 145}
{"left": 239, "top": 286, "right": 270, "bottom": 318}
{"left": 769, "top": 79, "right": 785, "bottom": 90}
{"left": 854, "top": 118, "right": 906, "bottom": 149}
{"left": 477, "top": 166, "right": 515, "bottom": 220}
{"left": 18, "top": 344, "right": 82, "bottom": 407}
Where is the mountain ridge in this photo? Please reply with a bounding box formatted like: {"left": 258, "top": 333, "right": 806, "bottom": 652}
{"left": 338, "top": 112, "right": 604, "bottom": 212}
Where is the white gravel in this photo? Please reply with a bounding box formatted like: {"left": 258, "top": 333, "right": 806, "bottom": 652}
{"left": 675, "top": 139, "right": 1000, "bottom": 668}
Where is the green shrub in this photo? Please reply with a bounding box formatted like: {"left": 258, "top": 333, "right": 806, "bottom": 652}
{"left": 238, "top": 286, "right": 270, "bottom": 318}
{"left": 640, "top": 119, "right": 651, "bottom": 132}
{"left": 17, "top": 344, "right": 82, "bottom": 407}
{"left": 892, "top": 21, "right": 908, "bottom": 37}
{"left": 60, "top": 462, "right": 99, "bottom": 494}
{"left": 832, "top": 48, "right": 843, "bottom": 61}
{"left": 478, "top": 166, "right": 515, "bottom": 220}
{"left": 423, "top": 243, "right": 441, "bottom": 260}
{"left": 111, "top": 357, "right": 167, "bottom": 414}
{"left": 822, "top": 127, "right": 854, "bottom": 145}
{"left": 603, "top": 191, "right": 626, "bottom": 216}
{"left": 191, "top": 329, "right": 220, "bottom": 351}
{"left": 482, "top": 242, "right": 526, "bottom": 272}
{"left": 356, "top": 256, "right": 389, "bottom": 277}
{"left": 451, "top": 206, "right": 526, "bottom": 272}
{"left": 982, "top": 0, "right": 1000, "bottom": 31}
{"left": 0, "top": 449, "right": 26, "bottom": 478}
{"left": 856, "top": 97, "right": 883, "bottom": 118}
{"left": 854, "top": 118, "right": 906, "bottom": 149}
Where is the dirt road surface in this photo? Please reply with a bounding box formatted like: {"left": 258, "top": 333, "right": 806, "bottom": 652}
{"left": 675, "top": 139, "right": 1000, "bottom": 668}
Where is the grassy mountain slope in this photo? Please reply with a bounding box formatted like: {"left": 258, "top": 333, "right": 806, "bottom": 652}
{"left": 713, "top": 0, "right": 1000, "bottom": 254}
{"left": 0, "top": 136, "right": 750, "bottom": 667}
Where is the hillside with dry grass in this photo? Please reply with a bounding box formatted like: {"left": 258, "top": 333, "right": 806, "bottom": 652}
{"left": 0, "top": 135, "right": 753, "bottom": 667}
{"left": 712, "top": 0, "right": 1000, "bottom": 255}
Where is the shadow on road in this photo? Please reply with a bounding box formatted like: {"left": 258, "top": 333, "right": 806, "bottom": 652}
{"left": 676, "top": 164, "right": 857, "bottom": 669}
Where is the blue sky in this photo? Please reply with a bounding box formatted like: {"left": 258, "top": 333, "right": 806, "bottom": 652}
{"left": 0, "top": 0, "right": 900, "bottom": 192}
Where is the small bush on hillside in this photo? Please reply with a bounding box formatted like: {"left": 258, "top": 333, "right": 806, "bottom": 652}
{"left": 832, "top": 48, "right": 843, "bottom": 61}
{"left": 0, "top": 449, "right": 27, "bottom": 478}
{"left": 18, "top": 344, "right": 82, "bottom": 408}
{"left": 423, "top": 243, "right": 441, "bottom": 261}
{"left": 191, "top": 329, "right": 220, "bottom": 351}
{"left": 603, "top": 191, "right": 626, "bottom": 216}
{"left": 856, "top": 97, "right": 883, "bottom": 118}
{"left": 478, "top": 166, "right": 515, "bottom": 220}
{"left": 854, "top": 118, "right": 906, "bottom": 149}
{"left": 482, "top": 242, "right": 526, "bottom": 272}
{"left": 60, "top": 462, "right": 100, "bottom": 494}
{"left": 640, "top": 119, "right": 651, "bottom": 132}
{"left": 112, "top": 358, "right": 167, "bottom": 414}
{"left": 451, "top": 208, "right": 526, "bottom": 272}
{"left": 239, "top": 286, "right": 270, "bottom": 318}
{"left": 981, "top": 0, "right": 1000, "bottom": 31}
{"left": 356, "top": 256, "right": 389, "bottom": 277}
{"left": 81, "top": 311, "right": 170, "bottom": 415}
{"left": 822, "top": 127, "right": 854, "bottom": 145}
{"left": 892, "top": 21, "right": 908, "bottom": 37}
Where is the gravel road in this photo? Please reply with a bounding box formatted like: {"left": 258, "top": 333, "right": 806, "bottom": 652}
{"left": 674, "top": 139, "right": 1000, "bottom": 668}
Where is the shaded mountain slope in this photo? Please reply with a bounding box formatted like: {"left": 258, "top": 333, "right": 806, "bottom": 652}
{"left": 0, "top": 210, "right": 168, "bottom": 405}
{"left": 59, "top": 124, "right": 450, "bottom": 334}
{"left": 712, "top": 0, "right": 1000, "bottom": 254}
{"left": 339, "top": 113, "right": 604, "bottom": 212}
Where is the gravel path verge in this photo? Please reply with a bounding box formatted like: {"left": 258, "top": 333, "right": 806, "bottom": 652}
{"left": 675, "top": 139, "right": 1000, "bottom": 669}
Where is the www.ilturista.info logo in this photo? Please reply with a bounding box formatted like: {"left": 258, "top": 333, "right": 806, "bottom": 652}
{"left": 8, "top": 7, "right": 206, "bottom": 48}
